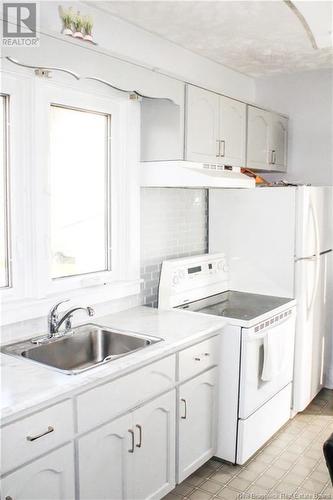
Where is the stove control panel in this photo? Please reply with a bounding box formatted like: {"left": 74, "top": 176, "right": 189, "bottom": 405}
{"left": 158, "top": 253, "right": 229, "bottom": 309}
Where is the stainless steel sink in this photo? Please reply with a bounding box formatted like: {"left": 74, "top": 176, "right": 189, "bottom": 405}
{"left": 1, "top": 324, "right": 162, "bottom": 374}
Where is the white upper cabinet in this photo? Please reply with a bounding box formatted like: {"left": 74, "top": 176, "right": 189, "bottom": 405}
{"left": 246, "top": 105, "right": 288, "bottom": 172}
{"left": 246, "top": 106, "right": 271, "bottom": 170}
{"left": 219, "top": 95, "right": 246, "bottom": 167}
{"left": 186, "top": 85, "right": 220, "bottom": 163}
{"left": 186, "top": 85, "right": 246, "bottom": 166}
{"left": 269, "top": 114, "right": 288, "bottom": 171}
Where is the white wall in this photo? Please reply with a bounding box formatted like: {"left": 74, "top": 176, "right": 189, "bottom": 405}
{"left": 38, "top": 1, "right": 255, "bottom": 102}
{"left": 256, "top": 69, "right": 333, "bottom": 186}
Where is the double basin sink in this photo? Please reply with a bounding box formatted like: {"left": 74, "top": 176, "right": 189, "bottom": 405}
{"left": 1, "top": 324, "right": 162, "bottom": 375}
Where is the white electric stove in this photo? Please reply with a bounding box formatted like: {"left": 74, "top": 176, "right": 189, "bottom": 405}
{"left": 158, "top": 253, "right": 296, "bottom": 464}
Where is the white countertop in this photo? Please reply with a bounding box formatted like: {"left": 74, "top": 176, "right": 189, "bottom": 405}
{"left": 1, "top": 306, "right": 226, "bottom": 424}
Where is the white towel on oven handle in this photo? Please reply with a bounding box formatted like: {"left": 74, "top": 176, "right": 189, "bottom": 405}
{"left": 261, "top": 326, "right": 285, "bottom": 382}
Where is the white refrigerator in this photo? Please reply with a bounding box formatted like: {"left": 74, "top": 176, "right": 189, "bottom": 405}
{"left": 209, "top": 186, "right": 333, "bottom": 412}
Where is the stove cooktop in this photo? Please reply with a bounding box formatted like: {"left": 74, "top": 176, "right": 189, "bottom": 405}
{"left": 177, "top": 290, "right": 293, "bottom": 321}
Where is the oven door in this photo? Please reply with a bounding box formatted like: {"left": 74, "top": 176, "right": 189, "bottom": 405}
{"left": 239, "top": 308, "right": 296, "bottom": 419}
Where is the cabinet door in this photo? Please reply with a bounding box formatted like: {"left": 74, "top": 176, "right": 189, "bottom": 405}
{"left": 178, "top": 368, "right": 218, "bottom": 482}
{"left": 78, "top": 413, "right": 133, "bottom": 500}
{"left": 2, "top": 444, "right": 75, "bottom": 500}
{"left": 186, "top": 85, "right": 220, "bottom": 163}
{"left": 132, "top": 390, "right": 176, "bottom": 500}
{"left": 219, "top": 96, "right": 246, "bottom": 167}
{"left": 246, "top": 106, "right": 270, "bottom": 170}
{"left": 270, "top": 114, "right": 288, "bottom": 171}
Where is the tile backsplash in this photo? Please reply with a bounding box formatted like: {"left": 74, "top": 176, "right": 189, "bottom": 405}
{"left": 140, "top": 188, "right": 208, "bottom": 307}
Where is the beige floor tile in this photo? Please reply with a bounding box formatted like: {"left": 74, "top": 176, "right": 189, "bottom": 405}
{"left": 210, "top": 470, "right": 234, "bottom": 486}
{"left": 246, "top": 461, "right": 268, "bottom": 474}
{"left": 173, "top": 483, "right": 195, "bottom": 496}
{"left": 301, "top": 477, "right": 326, "bottom": 493}
{"left": 186, "top": 474, "right": 206, "bottom": 487}
{"left": 163, "top": 494, "right": 181, "bottom": 500}
{"left": 228, "top": 477, "right": 251, "bottom": 492}
{"left": 275, "top": 480, "right": 298, "bottom": 495}
{"left": 310, "top": 469, "right": 330, "bottom": 484}
{"left": 196, "top": 465, "right": 217, "bottom": 478}
{"left": 237, "top": 468, "right": 260, "bottom": 482}
{"left": 188, "top": 489, "right": 212, "bottom": 500}
{"left": 254, "top": 473, "right": 278, "bottom": 489}
{"left": 200, "top": 480, "right": 222, "bottom": 494}
{"left": 265, "top": 465, "right": 286, "bottom": 480}
{"left": 208, "top": 459, "right": 223, "bottom": 469}
{"left": 216, "top": 487, "right": 242, "bottom": 500}
{"left": 245, "top": 484, "right": 270, "bottom": 496}
{"left": 282, "top": 471, "right": 304, "bottom": 487}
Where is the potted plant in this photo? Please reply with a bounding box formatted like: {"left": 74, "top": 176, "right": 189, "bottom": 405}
{"left": 60, "top": 6, "right": 74, "bottom": 36}
{"left": 83, "top": 15, "right": 94, "bottom": 42}
{"left": 72, "top": 12, "right": 84, "bottom": 38}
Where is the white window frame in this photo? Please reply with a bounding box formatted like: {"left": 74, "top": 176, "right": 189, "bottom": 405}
{"left": 1, "top": 74, "right": 141, "bottom": 325}
{"left": 0, "top": 73, "right": 30, "bottom": 304}
{"left": 34, "top": 84, "right": 118, "bottom": 296}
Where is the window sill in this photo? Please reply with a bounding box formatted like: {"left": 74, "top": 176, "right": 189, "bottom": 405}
{"left": 1, "top": 279, "right": 141, "bottom": 326}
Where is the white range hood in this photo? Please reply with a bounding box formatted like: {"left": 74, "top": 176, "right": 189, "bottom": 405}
{"left": 141, "top": 161, "right": 255, "bottom": 189}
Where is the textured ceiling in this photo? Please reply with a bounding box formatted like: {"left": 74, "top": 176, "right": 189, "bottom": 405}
{"left": 96, "top": 1, "right": 333, "bottom": 77}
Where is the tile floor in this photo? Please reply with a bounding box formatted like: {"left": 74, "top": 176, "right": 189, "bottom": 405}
{"left": 165, "top": 389, "right": 333, "bottom": 500}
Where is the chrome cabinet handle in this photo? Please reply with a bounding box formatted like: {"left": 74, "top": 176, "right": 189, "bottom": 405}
{"left": 136, "top": 424, "right": 142, "bottom": 448}
{"left": 181, "top": 398, "right": 187, "bottom": 419}
{"left": 26, "top": 426, "right": 54, "bottom": 442}
{"left": 216, "top": 139, "right": 221, "bottom": 157}
{"left": 128, "top": 429, "right": 135, "bottom": 453}
{"left": 220, "top": 140, "right": 225, "bottom": 157}
{"left": 272, "top": 150, "right": 276, "bottom": 164}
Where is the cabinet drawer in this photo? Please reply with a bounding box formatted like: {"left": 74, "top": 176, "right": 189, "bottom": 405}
{"left": 77, "top": 355, "right": 176, "bottom": 433}
{"left": 1, "top": 399, "right": 74, "bottom": 473}
{"left": 178, "top": 336, "right": 219, "bottom": 382}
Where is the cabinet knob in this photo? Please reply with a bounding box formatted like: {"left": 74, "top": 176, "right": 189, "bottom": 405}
{"left": 194, "top": 357, "right": 201, "bottom": 361}
{"left": 204, "top": 352, "right": 210, "bottom": 357}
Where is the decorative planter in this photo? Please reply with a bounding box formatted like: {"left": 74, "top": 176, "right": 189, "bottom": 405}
{"left": 84, "top": 34, "right": 93, "bottom": 42}
{"left": 63, "top": 27, "right": 73, "bottom": 36}
{"left": 73, "top": 31, "right": 84, "bottom": 39}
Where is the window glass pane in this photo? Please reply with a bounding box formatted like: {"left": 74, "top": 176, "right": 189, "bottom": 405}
{"left": 0, "top": 95, "right": 10, "bottom": 288}
{"left": 50, "top": 105, "right": 109, "bottom": 279}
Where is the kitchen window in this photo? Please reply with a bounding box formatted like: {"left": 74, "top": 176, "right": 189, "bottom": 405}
{"left": 0, "top": 94, "right": 10, "bottom": 289}
{"left": 50, "top": 105, "right": 111, "bottom": 279}
{"left": 1, "top": 78, "right": 140, "bottom": 325}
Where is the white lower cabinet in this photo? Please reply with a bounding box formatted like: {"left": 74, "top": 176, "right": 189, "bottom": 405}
{"left": 78, "top": 390, "right": 176, "bottom": 500}
{"left": 178, "top": 368, "right": 218, "bottom": 482}
{"left": 2, "top": 444, "right": 75, "bottom": 500}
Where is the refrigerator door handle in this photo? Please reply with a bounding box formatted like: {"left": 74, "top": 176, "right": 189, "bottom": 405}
{"left": 307, "top": 199, "right": 321, "bottom": 317}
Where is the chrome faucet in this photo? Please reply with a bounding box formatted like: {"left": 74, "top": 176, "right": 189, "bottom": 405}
{"left": 48, "top": 300, "right": 95, "bottom": 337}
